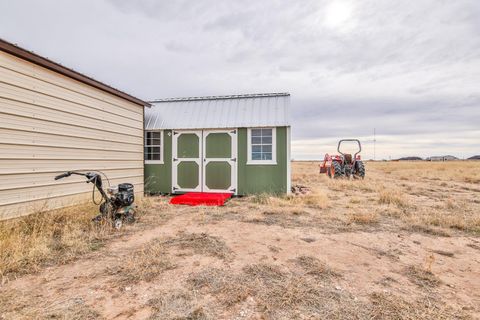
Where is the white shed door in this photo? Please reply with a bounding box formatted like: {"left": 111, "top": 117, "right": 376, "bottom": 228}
{"left": 172, "top": 129, "right": 237, "bottom": 194}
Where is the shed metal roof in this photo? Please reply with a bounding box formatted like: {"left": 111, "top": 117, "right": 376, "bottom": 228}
{"left": 145, "top": 93, "right": 290, "bottom": 130}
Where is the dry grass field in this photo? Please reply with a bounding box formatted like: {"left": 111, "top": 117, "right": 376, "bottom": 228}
{"left": 1, "top": 161, "right": 479, "bottom": 319}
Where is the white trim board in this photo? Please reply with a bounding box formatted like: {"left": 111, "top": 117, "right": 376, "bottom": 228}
{"left": 286, "top": 126, "right": 291, "bottom": 194}
{"left": 145, "top": 130, "right": 164, "bottom": 164}
{"left": 171, "top": 130, "right": 202, "bottom": 192}
{"left": 202, "top": 129, "right": 237, "bottom": 194}
{"left": 172, "top": 129, "right": 237, "bottom": 194}
{"left": 247, "top": 127, "right": 277, "bottom": 165}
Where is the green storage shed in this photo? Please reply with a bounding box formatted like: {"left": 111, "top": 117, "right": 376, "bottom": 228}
{"left": 144, "top": 93, "right": 291, "bottom": 195}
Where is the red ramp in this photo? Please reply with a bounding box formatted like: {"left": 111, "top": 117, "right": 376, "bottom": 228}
{"left": 169, "top": 192, "right": 232, "bottom": 206}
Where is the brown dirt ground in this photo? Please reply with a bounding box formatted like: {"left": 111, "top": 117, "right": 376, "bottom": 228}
{"left": 1, "top": 161, "right": 479, "bottom": 319}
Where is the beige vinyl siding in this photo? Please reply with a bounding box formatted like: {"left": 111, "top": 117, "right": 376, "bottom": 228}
{"left": 0, "top": 177, "right": 144, "bottom": 205}
{"left": 0, "top": 128, "right": 142, "bottom": 153}
{"left": 0, "top": 52, "right": 144, "bottom": 117}
{"left": 0, "top": 97, "right": 143, "bottom": 137}
{"left": 0, "top": 83, "right": 142, "bottom": 128}
{"left": 0, "top": 169, "right": 144, "bottom": 191}
{"left": 1, "top": 112, "right": 142, "bottom": 144}
{"left": 0, "top": 159, "right": 142, "bottom": 175}
{"left": 0, "top": 50, "right": 145, "bottom": 220}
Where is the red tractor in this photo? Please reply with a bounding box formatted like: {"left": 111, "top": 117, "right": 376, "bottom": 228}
{"left": 319, "top": 139, "right": 365, "bottom": 179}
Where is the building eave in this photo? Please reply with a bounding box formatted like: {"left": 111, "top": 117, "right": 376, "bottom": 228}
{"left": 0, "top": 38, "right": 151, "bottom": 107}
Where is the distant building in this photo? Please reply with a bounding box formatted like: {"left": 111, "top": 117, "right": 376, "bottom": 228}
{"left": 426, "top": 155, "right": 459, "bottom": 161}
{"left": 397, "top": 157, "right": 423, "bottom": 161}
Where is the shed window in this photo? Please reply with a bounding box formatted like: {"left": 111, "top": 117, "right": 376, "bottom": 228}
{"left": 145, "top": 131, "right": 163, "bottom": 163}
{"left": 247, "top": 128, "right": 276, "bottom": 165}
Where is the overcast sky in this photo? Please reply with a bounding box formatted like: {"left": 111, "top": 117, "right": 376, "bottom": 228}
{"left": 1, "top": 0, "right": 479, "bottom": 159}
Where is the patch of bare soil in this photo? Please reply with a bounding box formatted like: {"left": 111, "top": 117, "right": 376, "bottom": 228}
{"left": 1, "top": 161, "right": 479, "bottom": 319}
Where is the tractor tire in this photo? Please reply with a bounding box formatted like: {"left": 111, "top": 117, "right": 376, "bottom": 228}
{"left": 355, "top": 161, "right": 366, "bottom": 179}
{"left": 327, "top": 164, "right": 334, "bottom": 178}
{"left": 329, "top": 161, "right": 343, "bottom": 179}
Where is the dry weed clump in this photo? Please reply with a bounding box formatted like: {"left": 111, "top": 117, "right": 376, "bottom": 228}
{"left": 242, "top": 209, "right": 314, "bottom": 229}
{"left": 188, "top": 263, "right": 366, "bottom": 319}
{"left": 404, "top": 265, "right": 442, "bottom": 288}
{"left": 188, "top": 267, "right": 252, "bottom": 307}
{"left": 0, "top": 203, "right": 113, "bottom": 280}
{"left": 162, "top": 232, "right": 234, "bottom": 260}
{"left": 136, "top": 195, "right": 165, "bottom": 213}
{"left": 326, "top": 178, "right": 378, "bottom": 193}
{"left": 108, "top": 232, "right": 233, "bottom": 286}
{"left": 380, "top": 206, "right": 404, "bottom": 218}
{"left": 402, "top": 206, "right": 480, "bottom": 235}
{"left": 44, "top": 298, "right": 102, "bottom": 320}
{"left": 369, "top": 292, "right": 469, "bottom": 320}
{"left": 378, "top": 188, "right": 409, "bottom": 207}
{"left": 0, "top": 289, "right": 102, "bottom": 320}
{"left": 348, "top": 211, "right": 379, "bottom": 225}
{"left": 148, "top": 290, "right": 210, "bottom": 320}
{"left": 239, "top": 190, "right": 333, "bottom": 229}
{"left": 107, "top": 239, "right": 176, "bottom": 284}
{"left": 291, "top": 255, "right": 341, "bottom": 279}
{"left": 185, "top": 263, "right": 466, "bottom": 319}
{"left": 406, "top": 224, "right": 451, "bottom": 237}
{"left": 110, "top": 233, "right": 232, "bottom": 285}
{"left": 349, "top": 197, "right": 362, "bottom": 204}
{"left": 444, "top": 198, "right": 460, "bottom": 210}
{"left": 251, "top": 190, "right": 329, "bottom": 210}
{"left": 288, "top": 191, "right": 329, "bottom": 209}
{"left": 327, "top": 179, "right": 355, "bottom": 192}
{"left": 0, "top": 288, "right": 32, "bottom": 319}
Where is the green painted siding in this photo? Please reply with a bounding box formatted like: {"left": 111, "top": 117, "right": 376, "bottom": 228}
{"left": 237, "top": 127, "right": 288, "bottom": 195}
{"left": 144, "top": 127, "right": 289, "bottom": 195}
{"left": 144, "top": 130, "right": 172, "bottom": 194}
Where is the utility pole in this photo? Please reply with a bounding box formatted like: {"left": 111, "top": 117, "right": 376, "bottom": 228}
{"left": 373, "top": 128, "right": 376, "bottom": 161}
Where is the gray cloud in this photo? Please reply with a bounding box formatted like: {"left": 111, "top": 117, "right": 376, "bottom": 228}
{"left": 0, "top": 0, "right": 478, "bottom": 159}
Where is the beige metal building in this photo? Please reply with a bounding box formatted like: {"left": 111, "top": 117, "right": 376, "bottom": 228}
{"left": 0, "top": 39, "right": 150, "bottom": 220}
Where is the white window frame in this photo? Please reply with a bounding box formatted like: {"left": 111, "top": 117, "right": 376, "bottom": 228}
{"left": 247, "top": 127, "right": 277, "bottom": 165}
{"left": 144, "top": 130, "right": 164, "bottom": 164}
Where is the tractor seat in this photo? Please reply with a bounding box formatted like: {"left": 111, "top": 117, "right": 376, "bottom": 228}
{"left": 344, "top": 154, "right": 353, "bottom": 164}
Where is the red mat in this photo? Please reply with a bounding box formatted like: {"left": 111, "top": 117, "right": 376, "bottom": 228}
{"left": 169, "top": 192, "right": 232, "bottom": 206}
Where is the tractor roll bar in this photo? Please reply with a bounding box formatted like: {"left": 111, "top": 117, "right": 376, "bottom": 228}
{"left": 337, "top": 139, "right": 362, "bottom": 160}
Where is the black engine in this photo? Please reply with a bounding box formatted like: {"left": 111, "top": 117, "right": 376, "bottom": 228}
{"left": 113, "top": 183, "right": 135, "bottom": 207}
